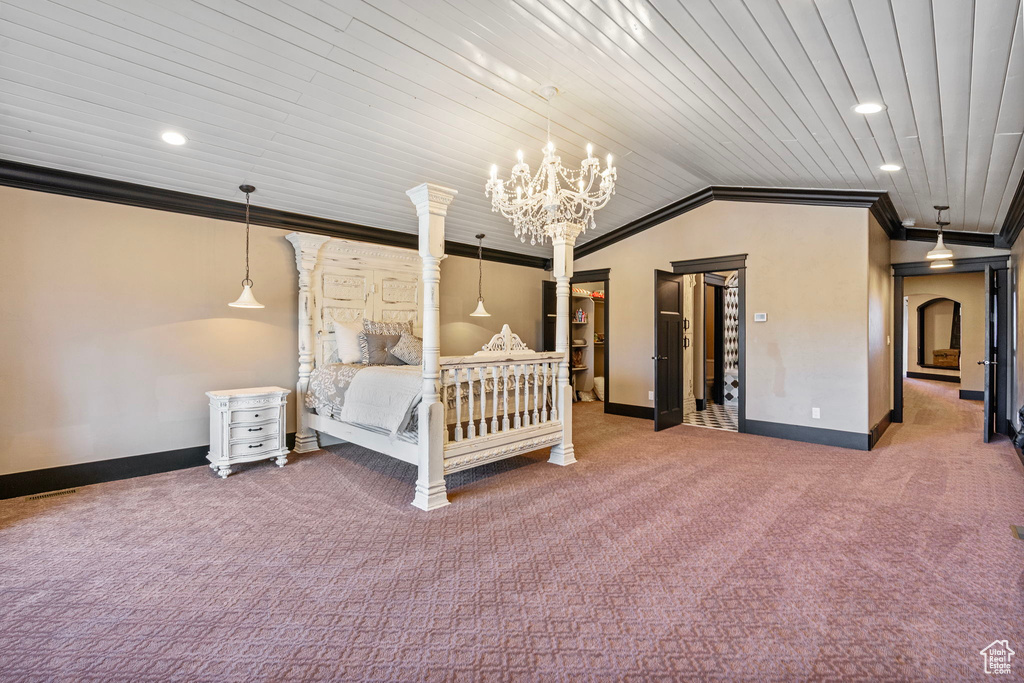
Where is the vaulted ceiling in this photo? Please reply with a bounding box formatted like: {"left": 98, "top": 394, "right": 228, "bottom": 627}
{"left": 2, "top": 0, "right": 1022, "bottom": 256}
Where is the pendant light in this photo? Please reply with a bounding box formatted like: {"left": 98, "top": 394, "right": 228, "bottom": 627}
{"left": 229, "top": 184, "right": 265, "bottom": 309}
{"left": 469, "top": 233, "right": 491, "bottom": 317}
{"left": 927, "top": 205, "right": 954, "bottom": 268}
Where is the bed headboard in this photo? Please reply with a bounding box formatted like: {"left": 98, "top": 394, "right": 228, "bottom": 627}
{"left": 287, "top": 233, "right": 423, "bottom": 367}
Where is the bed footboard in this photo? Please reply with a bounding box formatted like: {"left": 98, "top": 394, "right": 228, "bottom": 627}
{"left": 440, "top": 349, "right": 565, "bottom": 474}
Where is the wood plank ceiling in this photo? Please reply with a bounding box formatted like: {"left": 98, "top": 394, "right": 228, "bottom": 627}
{"left": 1, "top": 0, "right": 1022, "bottom": 256}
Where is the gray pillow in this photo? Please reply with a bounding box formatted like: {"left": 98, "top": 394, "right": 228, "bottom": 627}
{"left": 390, "top": 332, "right": 423, "bottom": 365}
{"left": 358, "top": 332, "right": 404, "bottom": 365}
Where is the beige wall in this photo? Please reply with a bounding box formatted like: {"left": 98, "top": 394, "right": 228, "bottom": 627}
{"left": 575, "top": 200, "right": 872, "bottom": 434}
{"left": 902, "top": 273, "right": 985, "bottom": 391}
{"left": 867, "top": 214, "right": 892, "bottom": 427}
{"left": 0, "top": 187, "right": 544, "bottom": 475}
{"left": 439, "top": 254, "right": 541, "bottom": 356}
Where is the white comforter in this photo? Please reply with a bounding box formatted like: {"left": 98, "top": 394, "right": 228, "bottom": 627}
{"left": 339, "top": 365, "right": 421, "bottom": 438}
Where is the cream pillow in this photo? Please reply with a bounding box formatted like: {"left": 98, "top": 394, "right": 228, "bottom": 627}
{"left": 332, "top": 320, "right": 364, "bottom": 364}
{"left": 390, "top": 332, "right": 423, "bottom": 365}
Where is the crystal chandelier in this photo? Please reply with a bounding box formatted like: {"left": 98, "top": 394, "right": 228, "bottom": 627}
{"left": 486, "top": 142, "right": 616, "bottom": 245}
{"left": 485, "top": 87, "right": 617, "bottom": 245}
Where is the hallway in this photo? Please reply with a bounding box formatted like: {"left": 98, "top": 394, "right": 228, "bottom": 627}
{"left": 899, "top": 376, "right": 984, "bottom": 434}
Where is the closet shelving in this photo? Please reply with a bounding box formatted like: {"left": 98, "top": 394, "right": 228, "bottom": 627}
{"left": 569, "top": 287, "right": 605, "bottom": 399}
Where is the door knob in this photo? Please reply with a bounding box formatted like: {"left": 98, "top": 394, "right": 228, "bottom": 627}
{"left": 978, "top": 360, "right": 997, "bottom": 365}
{"left": 651, "top": 356, "right": 668, "bottom": 361}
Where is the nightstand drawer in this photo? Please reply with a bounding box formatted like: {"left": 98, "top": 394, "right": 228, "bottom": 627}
{"left": 229, "top": 440, "right": 278, "bottom": 458}
{"left": 231, "top": 407, "right": 279, "bottom": 424}
{"left": 230, "top": 421, "right": 279, "bottom": 440}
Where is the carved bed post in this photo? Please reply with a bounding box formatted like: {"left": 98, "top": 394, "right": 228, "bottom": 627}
{"left": 549, "top": 226, "right": 578, "bottom": 466}
{"left": 406, "top": 183, "right": 458, "bottom": 510}
{"left": 286, "top": 233, "right": 330, "bottom": 454}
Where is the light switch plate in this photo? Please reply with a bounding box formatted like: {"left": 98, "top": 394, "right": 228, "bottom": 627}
{"left": 812, "top": 407, "right": 821, "bottom": 419}
{"left": 754, "top": 312, "right": 767, "bottom": 322}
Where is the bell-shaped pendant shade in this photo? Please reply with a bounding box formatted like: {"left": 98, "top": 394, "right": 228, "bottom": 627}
{"left": 926, "top": 232, "right": 953, "bottom": 260}
{"left": 470, "top": 298, "right": 491, "bottom": 317}
{"left": 930, "top": 258, "right": 954, "bottom": 270}
{"left": 229, "top": 283, "right": 265, "bottom": 308}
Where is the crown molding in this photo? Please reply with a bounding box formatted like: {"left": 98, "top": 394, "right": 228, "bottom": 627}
{"left": 997, "top": 168, "right": 1024, "bottom": 248}
{"left": 575, "top": 185, "right": 1004, "bottom": 259}
{"left": 576, "top": 187, "right": 715, "bottom": 258}
{"left": 902, "top": 227, "right": 1000, "bottom": 248}
{"left": 891, "top": 255, "right": 1011, "bottom": 277}
{"left": 0, "top": 159, "right": 548, "bottom": 270}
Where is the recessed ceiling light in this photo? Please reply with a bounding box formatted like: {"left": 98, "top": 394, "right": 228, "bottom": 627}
{"left": 161, "top": 131, "right": 188, "bottom": 146}
{"left": 853, "top": 102, "right": 886, "bottom": 114}
{"left": 879, "top": 163, "right": 901, "bottom": 172}
{"left": 533, "top": 85, "right": 559, "bottom": 101}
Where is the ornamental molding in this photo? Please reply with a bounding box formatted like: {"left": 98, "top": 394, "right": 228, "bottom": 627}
{"left": 320, "top": 238, "right": 419, "bottom": 265}
{"left": 477, "top": 324, "right": 533, "bottom": 357}
{"left": 285, "top": 233, "right": 330, "bottom": 273}
{"left": 443, "top": 434, "right": 562, "bottom": 473}
{"left": 406, "top": 183, "right": 459, "bottom": 216}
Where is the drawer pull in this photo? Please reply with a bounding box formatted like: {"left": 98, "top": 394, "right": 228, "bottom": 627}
{"left": 248, "top": 427, "right": 262, "bottom": 432}
{"left": 249, "top": 443, "right": 264, "bottom": 449}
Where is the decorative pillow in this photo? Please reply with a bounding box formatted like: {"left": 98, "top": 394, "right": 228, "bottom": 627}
{"left": 358, "top": 332, "right": 404, "bottom": 365}
{"left": 363, "top": 319, "right": 413, "bottom": 337}
{"left": 331, "top": 320, "right": 364, "bottom": 364}
{"left": 390, "top": 332, "right": 423, "bottom": 365}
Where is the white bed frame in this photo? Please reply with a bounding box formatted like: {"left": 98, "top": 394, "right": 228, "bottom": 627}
{"left": 286, "top": 183, "right": 579, "bottom": 510}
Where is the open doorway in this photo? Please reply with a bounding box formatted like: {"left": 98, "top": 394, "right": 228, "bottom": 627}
{"left": 654, "top": 254, "right": 746, "bottom": 432}
{"left": 681, "top": 271, "right": 739, "bottom": 431}
{"left": 893, "top": 257, "right": 1011, "bottom": 442}
{"left": 542, "top": 268, "right": 610, "bottom": 412}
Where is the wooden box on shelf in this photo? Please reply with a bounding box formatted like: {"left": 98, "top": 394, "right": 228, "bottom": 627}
{"left": 206, "top": 386, "right": 291, "bottom": 478}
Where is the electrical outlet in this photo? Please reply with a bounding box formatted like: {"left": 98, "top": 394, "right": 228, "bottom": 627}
{"left": 648, "top": 391, "right": 655, "bottom": 401}
{"left": 812, "top": 407, "right": 821, "bottom": 419}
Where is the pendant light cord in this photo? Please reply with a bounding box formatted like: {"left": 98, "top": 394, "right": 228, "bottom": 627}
{"left": 477, "top": 235, "right": 484, "bottom": 300}
{"left": 243, "top": 191, "right": 252, "bottom": 286}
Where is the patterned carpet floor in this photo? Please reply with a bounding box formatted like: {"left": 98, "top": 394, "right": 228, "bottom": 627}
{"left": 2, "top": 379, "right": 1023, "bottom": 680}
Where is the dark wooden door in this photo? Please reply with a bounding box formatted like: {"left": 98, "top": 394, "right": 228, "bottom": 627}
{"left": 712, "top": 285, "right": 725, "bottom": 405}
{"left": 982, "top": 264, "right": 995, "bottom": 442}
{"left": 654, "top": 270, "right": 684, "bottom": 431}
{"left": 542, "top": 280, "right": 556, "bottom": 352}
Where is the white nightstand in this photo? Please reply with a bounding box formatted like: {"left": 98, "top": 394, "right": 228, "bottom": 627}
{"left": 206, "top": 386, "right": 291, "bottom": 478}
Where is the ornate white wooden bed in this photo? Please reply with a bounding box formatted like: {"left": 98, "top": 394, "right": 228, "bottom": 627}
{"left": 286, "top": 183, "right": 578, "bottom": 510}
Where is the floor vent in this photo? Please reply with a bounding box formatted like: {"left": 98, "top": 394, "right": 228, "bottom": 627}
{"left": 26, "top": 488, "right": 78, "bottom": 501}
